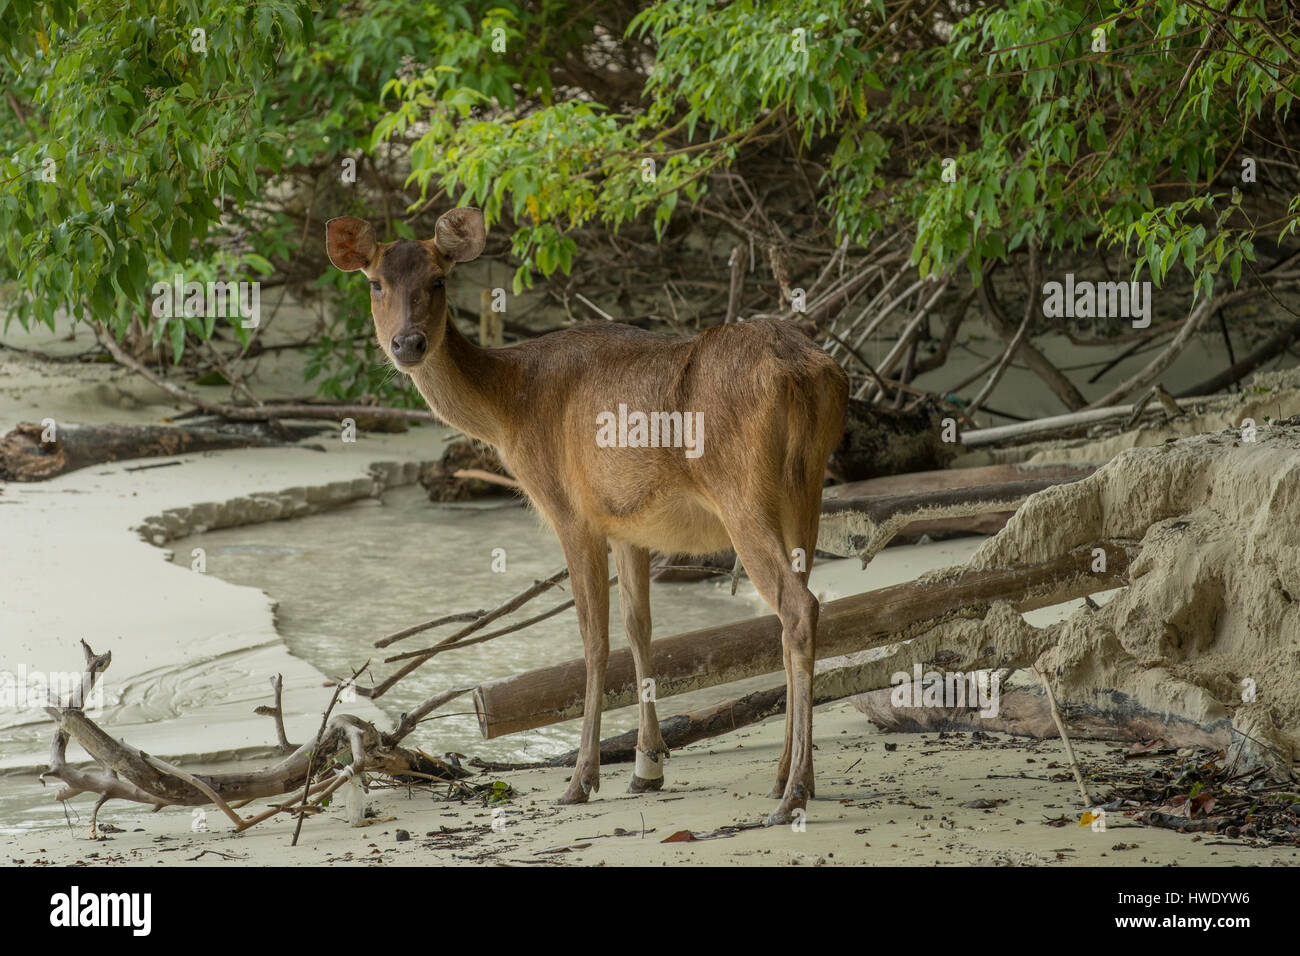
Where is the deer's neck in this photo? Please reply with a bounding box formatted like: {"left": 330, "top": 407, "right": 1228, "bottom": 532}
{"left": 409, "top": 317, "right": 514, "bottom": 447}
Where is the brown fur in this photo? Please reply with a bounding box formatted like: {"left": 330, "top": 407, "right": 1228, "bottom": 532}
{"left": 326, "top": 209, "right": 848, "bottom": 822}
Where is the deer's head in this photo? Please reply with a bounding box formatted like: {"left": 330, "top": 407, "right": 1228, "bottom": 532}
{"left": 325, "top": 208, "right": 486, "bottom": 370}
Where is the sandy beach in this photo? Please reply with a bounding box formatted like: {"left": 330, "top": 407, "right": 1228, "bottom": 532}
{"left": 2, "top": 315, "right": 1295, "bottom": 867}
{"left": 9, "top": 700, "right": 1299, "bottom": 867}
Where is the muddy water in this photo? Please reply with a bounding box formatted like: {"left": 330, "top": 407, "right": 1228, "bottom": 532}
{"left": 167, "top": 486, "right": 983, "bottom": 763}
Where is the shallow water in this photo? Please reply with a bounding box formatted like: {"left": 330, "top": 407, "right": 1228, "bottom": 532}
{"left": 165, "top": 486, "right": 811, "bottom": 763}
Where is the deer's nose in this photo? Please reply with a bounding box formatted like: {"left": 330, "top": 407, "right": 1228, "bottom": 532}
{"left": 390, "top": 332, "right": 428, "bottom": 364}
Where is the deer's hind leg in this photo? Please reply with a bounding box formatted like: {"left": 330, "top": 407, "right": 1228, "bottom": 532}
{"left": 611, "top": 540, "right": 669, "bottom": 792}
{"left": 765, "top": 481, "right": 823, "bottom": 801}
{"left": 720, "top": 489, "right": 822, "bottom": 827}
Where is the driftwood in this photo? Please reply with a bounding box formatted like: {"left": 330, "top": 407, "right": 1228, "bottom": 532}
{"left": 822, "top": 463, "right": 1097, "bottom": 545}
{"left": 472, "top": 541, "right": 1136, "bottom": 739}
{"left": 848, "top": 683, "right": 1232, "bottom": 750}
{"left": 533, "top": 590, "right": 1064, "bottom": 766}
{"left": 0, "top": 420, "right": 324, "bottom": 481}
{"left": 960, "top": 402, "right": 1178, "bottom": 448}
{"left": 819, "top": 472, "right": 1097, "bottom": 563}
{"left": 39, "top": 641, "right": 469, "bottom": 837}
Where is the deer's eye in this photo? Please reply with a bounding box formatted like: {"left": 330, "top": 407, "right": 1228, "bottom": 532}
{"left": 369, "top": 280, "right": 382, "bottom": 294}
{"left": 430, "top": 276, "right": 444, "bottom": 290}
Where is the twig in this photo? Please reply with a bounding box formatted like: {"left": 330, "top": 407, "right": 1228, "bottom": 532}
{"left": 374, "top": 611, "right": 488, "bottom": 649}
{"left": 574, "top": 293, "right": 615, "bottom": 322}
{"left": 291, "top": 669, "right": 353, "bottom": 846}
{"left": 186, "top": 849, "right": 246, "bottom": 861}
{"left": 1034, "top": 665, "right": 1093, "bottom": 807}
{"left": 252, "top": 674, "right": 293, "bottom": 754}
{"left": 386, "top": 575, "right": 620, "bottom": 664}
{"left": 142, "top": 754, "right": 245, "bottom": 829}
{"left": 385, "top": 686, "right": 476, "bottom": 745}
{"left": 362, "top": 568, "right": 573, "bottom": 697}
{"left": 816, "top": 324, "right": 893, "bottom": 398}
{"left": 860, "top": 260, "right": 964, "bottom": 400}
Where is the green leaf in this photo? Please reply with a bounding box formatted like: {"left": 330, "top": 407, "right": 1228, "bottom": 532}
{"left": 243, "top": 253, "right": 274, "bottom": 276}
{"left": 169, "top": 318, "right": 185, "bottom": 364}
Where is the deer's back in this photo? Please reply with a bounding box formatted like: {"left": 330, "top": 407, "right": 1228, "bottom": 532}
{"left": 498, "top": 319, "right": 847, "bottom": 551}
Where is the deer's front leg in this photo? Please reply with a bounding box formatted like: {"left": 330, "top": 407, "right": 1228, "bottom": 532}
{"left": 611, "top": 541, "right": 667, "bottom": 792}
{"left": 556, "top": 528, "right": 611, "bottom": 806}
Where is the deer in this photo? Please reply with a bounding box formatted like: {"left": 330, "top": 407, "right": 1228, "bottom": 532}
{"left": 326, "top": 208, "right": 848, "bottom": 824}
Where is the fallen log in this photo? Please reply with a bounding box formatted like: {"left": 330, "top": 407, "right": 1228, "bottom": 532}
{"left": 959, "top": 402, "right": 1186, "bottom": 447}
{"left": 818, "top": 473, "right": 1095, "bottom": 561}
{"left": 472, "top": 541, "right": 1136, "bottom": 739}
{"left": 849, "top": 683, "right": 1231, "bottom": 750}
{"left": 0, "top": 420, "right": 324, "bottom": 481}
{"left": 820, "top": 462, "right": 1097, "bottom": 546}
{"left": 531, "top": 601, "right": 1051, "bottom": 765}
{"left": 822, "top": 462, "right": 1096, "bottom": 499}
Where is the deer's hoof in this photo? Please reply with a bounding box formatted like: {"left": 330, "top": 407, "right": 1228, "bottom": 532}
{"left": 627, "top": 774, "right": 664, "bottom": 793}
{"left": 764, "top": 784, "right": 810, "bottom": 827}
{"left": 556, "top": 771, "right": 597, "bottom": 805}
{"left": 555, "top": 786, "right": 590, "bottom": 806}
{"left": 629, "top": 747, "right": 665, "bottom": 793}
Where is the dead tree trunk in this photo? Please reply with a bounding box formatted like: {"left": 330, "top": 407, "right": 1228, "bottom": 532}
{"left": 0, "top": 420, "right": 322, "bottom": 481}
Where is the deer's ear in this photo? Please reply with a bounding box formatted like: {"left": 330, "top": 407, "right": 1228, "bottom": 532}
{"left": 326, "top": 217, "right": 378, "bottom": 272}
{"left": 433, "top": 207, "right": 485, "bottom": 263}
